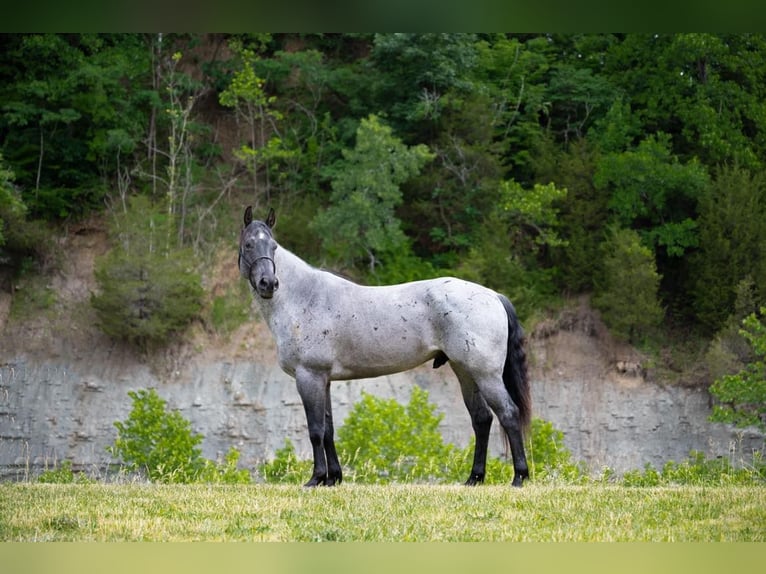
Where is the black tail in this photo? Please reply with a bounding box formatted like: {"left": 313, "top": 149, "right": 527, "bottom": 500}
{"left": 498, "top": 294, "right": 531, "bottom": 436}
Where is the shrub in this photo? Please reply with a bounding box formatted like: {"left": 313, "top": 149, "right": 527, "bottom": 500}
{"left": 36, "top": 460, "right": 93, "bottom": 484}
{"left": 108, "top": 389, "right": 206, "bottom": 483}
{"left": 594, "top": 226, "right": 664, "bottom": 343}
{"left": 709, "top": 307, "right": 766, "bottom": 431}
{"left": 198, "top": 447, "right": 252, "bottom": 484}
{"left": 260, "top": 387, "right": 583, "bottom": 485}
{"left": 621, "top": 450, "right": 766, "bottom": 486}
{"left": 108, "top": 388, "right": 251, "bottom": 484}
{"left": 258, "top": 438, "right": 313, "bottom": 484}
{"left": 336, "top": 386, "right": 454, "bottom": 483}
{"left": 91, "top": 197, "right": 203, "bottom": 350}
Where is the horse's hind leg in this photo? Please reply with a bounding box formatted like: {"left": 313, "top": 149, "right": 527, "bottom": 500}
{"left": 475, "top": 376, "right": 529, "bottom": 487}
{"left": 323, "top": 383, "right": 342, "bottom": 486}
{"left": 453, "top": 367, "right": 493, "bottom": 485}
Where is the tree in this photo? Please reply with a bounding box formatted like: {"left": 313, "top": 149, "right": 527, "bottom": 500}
{"left": 692, "top": 164, "right": 766, "bottom": 330}
{"left": 369, "top": 33, "right": 478, "bottom": 139}
{"left": 0, "top": 34, "right": 151, "bottom": 218}
{"left": 311, "top": 114, "right": 433, "bottom": 274}
{"left": 595, "top": 133, "right": 708, "bottom": 259}
{"left": 91, "top": 196, "right": 203, "bottom": 350}
{"left": 605, "top": 34, "right": 766, "bottom": 170}
{"left": 593, "top": 227, "right": 664, "bottom": 342}
{"left": 710, "top": 308, "right": 766, "bottom": 431}
{"left": 0, "top": 153, "right": 23, "bottom": 251}
{"left": 219, "top": 39, "right": 290, "bottom": 206}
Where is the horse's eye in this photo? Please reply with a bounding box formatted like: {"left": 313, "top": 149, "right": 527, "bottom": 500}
{"left": 245, "top": 240, "right": 254, "bottom": 250}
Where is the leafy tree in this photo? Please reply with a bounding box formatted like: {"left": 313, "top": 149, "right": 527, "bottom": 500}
{"left": 368, "top": 33, "right": 478, "bottom": 139}
{"left": 709, "top": 308, "right": 766, "bottom": 431}
{"left": 311, "top": 114, "right": 433, "bottom": 274}
{"left": 692, "top": 164, "right": 766, "bottom": 330}
{"left": 593, "top": 226, "right": 664, "bottom": 342}
{"left": 219, "top": 40, "right": 292, "bottom": 205}
{"left": 0, "top": 153, "right": 24, "bottom": 251}
{"left": 91, "top": 196, "right": 203, "bottom": 350}
{"left": 533, "top": 137, "right": 607, "bottom": 293}
{"left": 605, "top": 34, "right": 766, "bottom": 169}
{"left": 595, "top": 133, "right": 708, "bottom": 259}
{"left": 0, "top": 34, "right": 151, "bottom": 218}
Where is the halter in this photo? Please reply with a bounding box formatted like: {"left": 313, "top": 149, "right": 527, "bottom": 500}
{"left": 251, "top": 255, "right": 277, "bottom": 275}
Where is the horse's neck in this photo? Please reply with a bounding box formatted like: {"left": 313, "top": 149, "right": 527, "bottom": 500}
{"left": 276, "top": 247, "right": 316, "bottom": 285}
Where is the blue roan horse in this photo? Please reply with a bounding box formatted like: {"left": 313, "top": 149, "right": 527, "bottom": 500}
{"left": 239, "top": 207, "right": 531, "bottom": 487}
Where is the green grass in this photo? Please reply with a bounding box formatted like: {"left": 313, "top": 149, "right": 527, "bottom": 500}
{"left": 1, "top": 483, "right": 764, "bottom": 541}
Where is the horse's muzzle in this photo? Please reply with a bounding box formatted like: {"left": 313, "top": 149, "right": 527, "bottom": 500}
{"left": 250, "top": 268, "right": 279, "bottom": 299}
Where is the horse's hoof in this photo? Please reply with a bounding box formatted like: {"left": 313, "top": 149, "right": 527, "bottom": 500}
{"left": 464, "top": 473, "right": 484, "bottom": 486}
{"left": 303, "top": 476, "right": 326, "bottom": 488}
{"left": 511, "top": 471, "right": 528, "bottom": 488}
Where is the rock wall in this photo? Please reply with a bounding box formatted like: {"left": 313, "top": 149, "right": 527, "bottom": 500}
{"left": 1, "top": 321, "right": 763, "bottom": 480}
{"left": 1, "top": 226, "right": 762, "bottom": 479}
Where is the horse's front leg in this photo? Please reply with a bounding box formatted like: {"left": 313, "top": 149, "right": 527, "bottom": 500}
{"left": 323, "top": 383, "right": 342, "bottom": 485}
{"left": 295, "top": 366, "right": 336, "bottom": 487}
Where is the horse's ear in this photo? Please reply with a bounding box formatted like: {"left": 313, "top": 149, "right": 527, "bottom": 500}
{"left": 244, "top": 206, "right": 253, "bottom": 227}
{"left": 265, "top": 207, "right": 276, "bottom": 229}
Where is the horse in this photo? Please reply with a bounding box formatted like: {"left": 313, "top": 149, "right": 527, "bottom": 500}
{"left": 238, "top": 206, "right": 531, "bottom": 487}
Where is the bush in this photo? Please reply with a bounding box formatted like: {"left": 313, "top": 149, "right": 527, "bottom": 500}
{"left": 261, "top": 386, "right": 583, "bottom": 485}
{"left": 709, "top": 307, "right": 766, "bottom": 431}
{"left": 258, "top": 438, "right": 313, "bottom": 484}
{"left": 36, "top": 460, "right": 93, "bottom": 484}
{"left": 621, "top": 450, "right": 766, "bottom": 486}
{"left": 594, "top": 226, "right": 664, "bottom": 343}
{"left": 336, "top": 386, "right": 454, "bottom": 483}
{"left": 109, "top": 388, "right": 251, "bottom": 484}
{"left": 91, "top": 197, "right": 203, "bottom": 350}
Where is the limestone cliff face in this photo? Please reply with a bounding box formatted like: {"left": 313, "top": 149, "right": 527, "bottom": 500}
{"left": 0, "top": 228, "right": 762, "bottom": 480}
{"left": 1, "top": 320, "right": 762, "bottom": 480}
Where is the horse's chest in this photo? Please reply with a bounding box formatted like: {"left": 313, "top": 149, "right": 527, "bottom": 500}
{"left": 269, "top": 313, "right": 334, "bottom": 371}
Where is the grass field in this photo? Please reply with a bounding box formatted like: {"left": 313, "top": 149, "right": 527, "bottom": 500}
{"left": 2, "top": 482, "right": 765, "bottom": 542}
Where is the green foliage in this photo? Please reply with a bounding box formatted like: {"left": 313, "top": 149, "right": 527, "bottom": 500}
{"left": 692, "top": 165, "right": 766, "bottom": 330}
{"left": 109, "top": 388, "right": 250, "bottom": 484}
{"left": 0, "top": 153, "right": 24, "bottom": 249}
{"left": 594, "top": 227, "right": 664, "bottom": 342}
{"left": 198, "top": 447, "right": 252, "bottom": 485}
{"left": 208, "top": 282, "right": 251, "bottom": 336}
{"left": 709, "top": 308, "right": 766, "bottom": 431}
{"left": 109, "top": 389, "right": 205, "bottom": 483}
{"left": 91, "top": 197, "right": 203, "bottom": 350}
{"left": 219, "top": 40, "right": 293, "bottom": 201}
{"left": 527, "top": 418, "right": 587, "bottom": 482}
{"left": 259, "top": 438, "right": 313, "bottom": 484}
{"left": 500, "top": 179, "right": 568, "bottom": 250}
{"left": 595, "top": 133, "right": 709, "bottom": 258}
{"left": 337, "top": 387, "right": 452, "bottom": 483}
{"left": 243, "top": 386, "right": 581, "bottom": 485}
{"left": 311, "top": 114, "right": 434, "bottom": 274}
{"left": 621, "top": 450, "right": 766, "bottom": 487}
{"left": 0, "top": 34, "right": 151, "bottom": 218}
{"left": 36, "top": 460, "right": 93, "bottom": 484}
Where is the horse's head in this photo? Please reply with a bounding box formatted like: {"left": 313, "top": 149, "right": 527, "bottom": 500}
{"left": 239, "top": 206, "right": 279, "bottom": 299}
